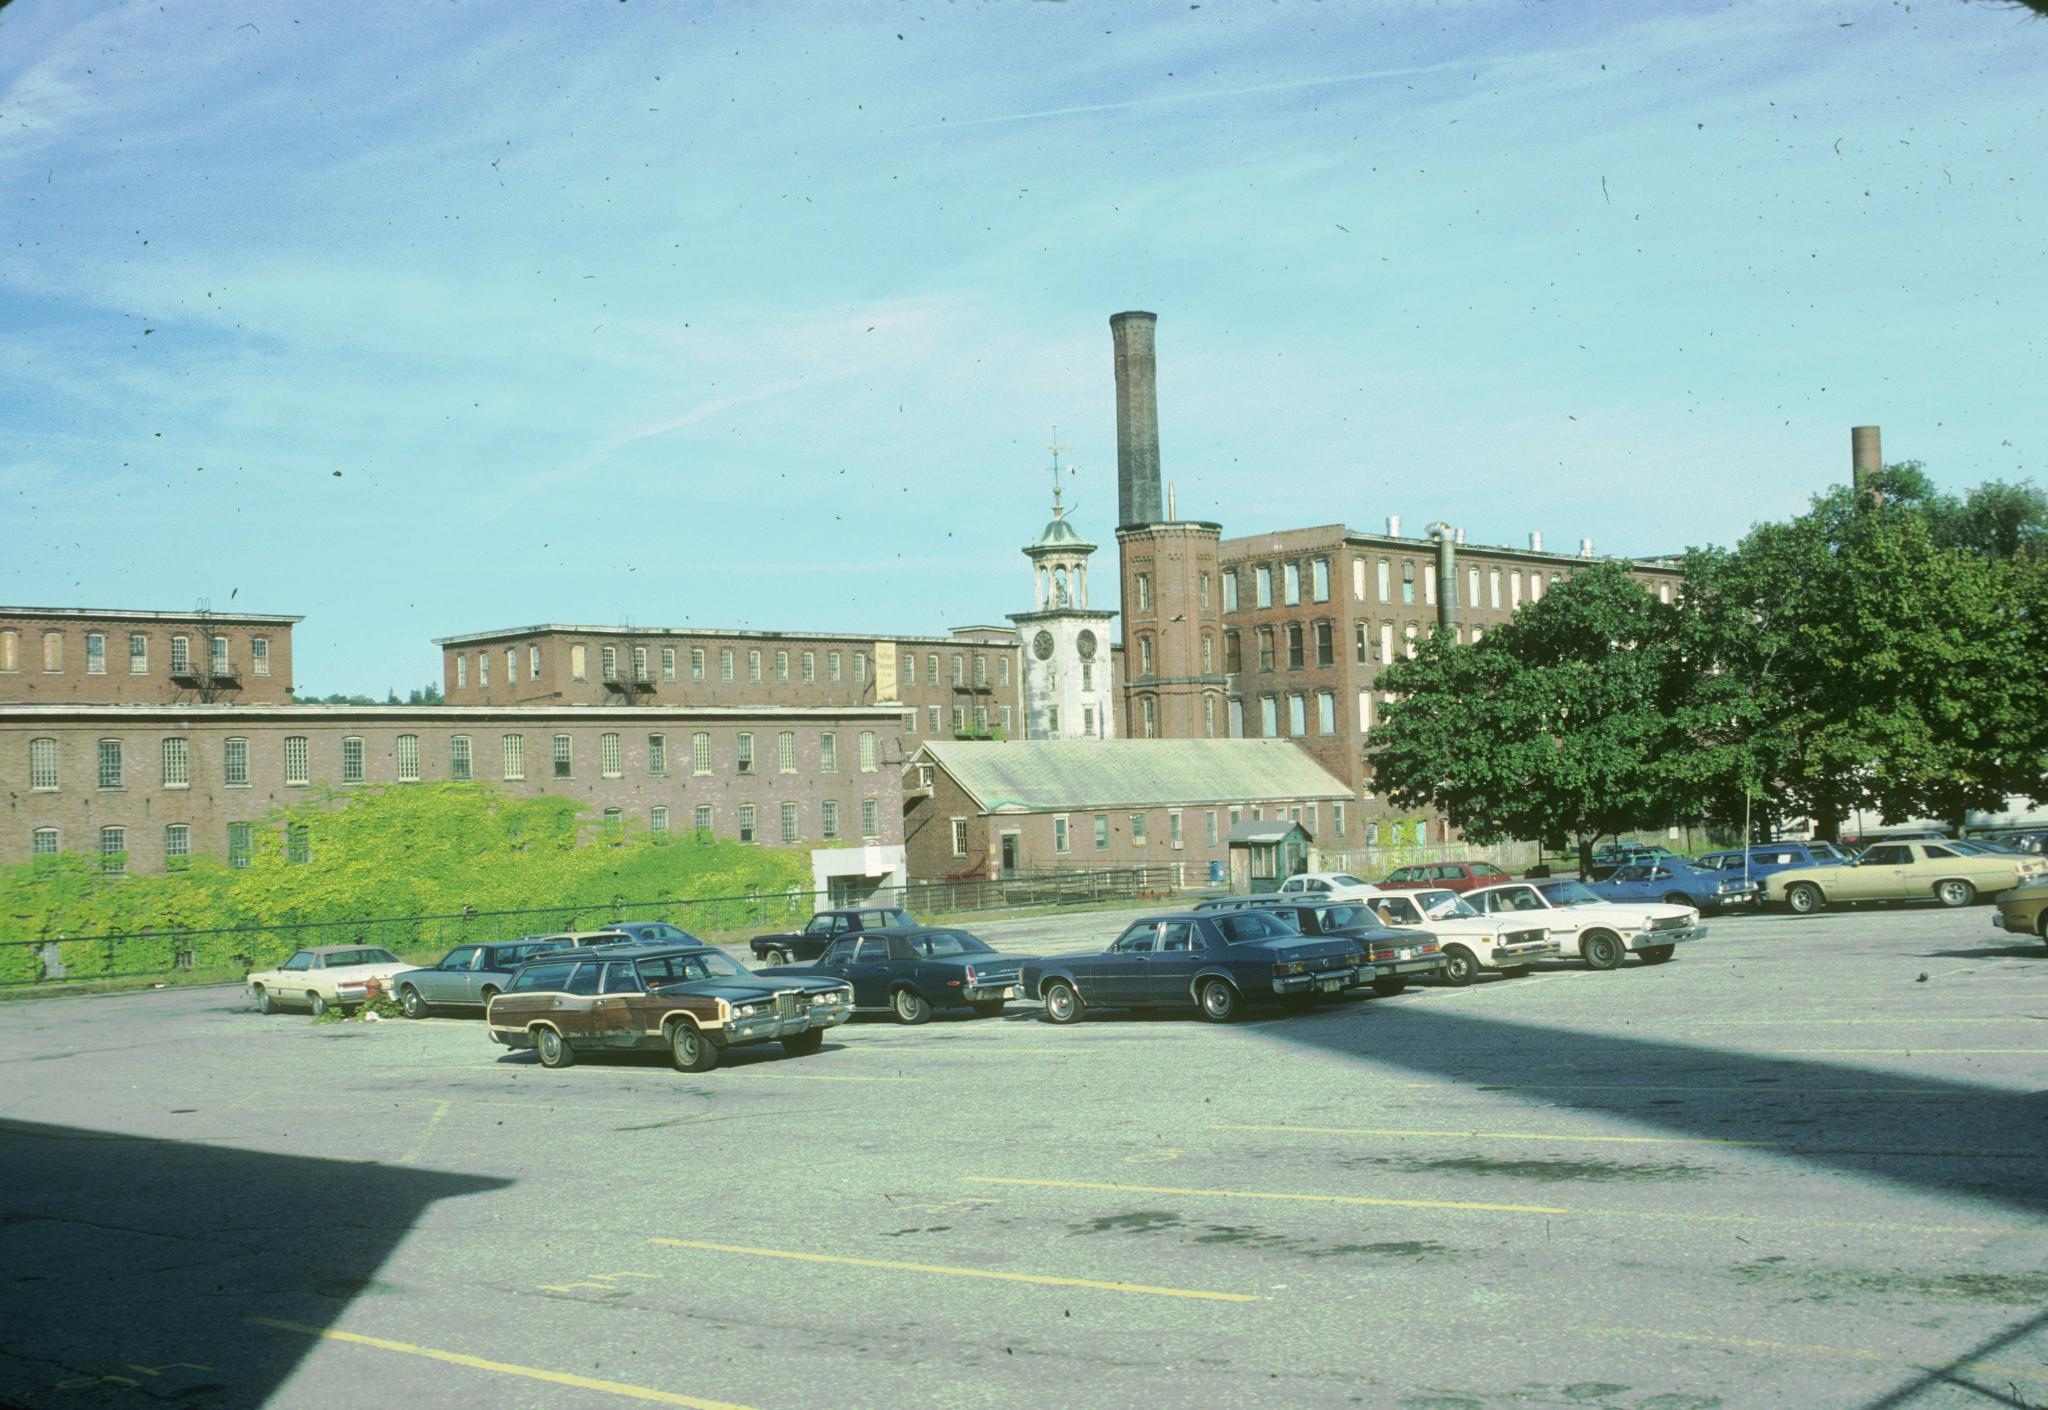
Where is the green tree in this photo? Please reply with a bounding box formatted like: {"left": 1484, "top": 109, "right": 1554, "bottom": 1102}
{"left": 1370, "top": 563, "right": 1720, "bottom": 877}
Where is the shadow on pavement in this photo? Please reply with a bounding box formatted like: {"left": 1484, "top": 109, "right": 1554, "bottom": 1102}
{"left": 0, "top": 1119, "right": 508, "bottom": 1409}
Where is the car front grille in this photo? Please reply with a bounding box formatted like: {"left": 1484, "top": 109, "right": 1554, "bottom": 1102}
{"left": 1508, "top": 929, "right": 1544, "bottom": 947}
{"left": 1649, "top": 915, "right": 1692, "bottom": 931}
{"left": 775, "top": 991, "right": 806, "bottom": 1020}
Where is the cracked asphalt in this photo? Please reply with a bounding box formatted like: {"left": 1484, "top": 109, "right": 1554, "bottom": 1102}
{"left": 1, "top": 899, "right": 2044, "bottom": 1410}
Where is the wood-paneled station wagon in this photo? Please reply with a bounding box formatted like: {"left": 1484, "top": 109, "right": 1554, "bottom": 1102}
{"left": 487, "top": 944, "right": 852, "bottom": 1073}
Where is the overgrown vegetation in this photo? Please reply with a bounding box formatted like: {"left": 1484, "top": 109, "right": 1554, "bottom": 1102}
{"left": 0, "top": 784, "right": 809, "bottom": 985}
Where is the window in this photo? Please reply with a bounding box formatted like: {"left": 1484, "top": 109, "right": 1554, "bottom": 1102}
{"left": 217, "top": 736, "right": 249, "bottom": 786}
{"left": 0, "top": 629, "right": 15, "bottom": 671}
{"left": 1000, "top": 706, "right": 1013, "bottom": 734}
{"left": 1047, "top": 704, "right": 1059, "bottom": 733}
{"left": 776, "top": 649, "right": 790, "bottom": 682}
{"left": 1287, "top": 624, "right": 1304, "bottom": 669}
{"left": 1255, "top": 565, "right": 1272, "bottom": 608}
{"left": 1334, "top": 802, "right": 1346, "bottom": 838}
{"left": 1489, "top": 567, "right": 1501, "bottom": 609}
{"left": 341, "top": 736, "right": 365, "bottom": 784}
{"left": 1257, "top": 626, "right": 1275, "bottom": 671}
{"left": 950, "top": 818, "right": 968, "bottom": 857}
{"left": 719, "top": 648, "right": 734, "bottom": 682}
{"left": 600, "top": 732, "right": 622, "bottom": 778}
{"left": 692, "top": 646, "right": 706, "bottom": 681}
{"left": 738, "top": 804, "right": 757, "bottom": 844}
{"left": 1358, "top": 690, "right": 1372, "bottom": 732}
{"left": 29, "top": 738, "right": 58, "bottom": 791}
{"left": 1205, "top": 810, "right": 1220, "bottom": 847}
{"left": 1315, "top": 621, "right": 1334, "bottom": 667}
{"left": 828, "top": 651, "right": 842, "bottom": 682}
{"left": 164, "top": 824, "right": 190, "bottom": 870}
{"left": 44, "top": 631, "right": 63, "bottom": 671}
{"left": 747, "top": 649, "right": 762, "bottom": 683}
{"left": 1141, "top": 696, "right": 1156, "bottom": 737}
{"left": 1289, "top": 693, "right": 1307, "bottom": 736}
{"left": 855, "top": 652, "right": 867, "bottom": 684}
{"left": 98, "top": 739, "right": 124, "bottom": 790}
{"left": 1468, "top": 567, "right": 1481, "bottom": 610}
{"left": 1130, "top": 812, "right": 1148, "bottom": 843}
{"left": 287, "top": 822, "right": 310, "bottom": 864}
{"left": 571, "top": 644, "right": 588, "bottom": 681}
{"left": 974, "top": 705, "right": 988, "bottom": 732}
{"left": 648, "top": 733, "right": 666, "bottom": 775}
{"left": 391, "top": 733, "right": 419, "bottom": 783}
{"left": 1229, "top": 697, "right": 1244, "bottom": 737}
{"left": 1170, "top": 810, "right": 1183, "bottom": 849}
{"left": 861, "top": 797, "right": 881, "bottom": 840}
{"left": 1401, "top": 561, "right": 1416, "bottom": 604}
{"left": 632, "top": 646, "right": 648, "bottom": 682}
{"left": 450, "top": 735, "right": 473, "bottom": 780}
{"left": 1223, "top": 570, "right": 1239, "bottom": 612}
{"left": 693, "top": 805, "right": 713, "bottom": 838}
{"left": 777, "top": 731, "right": 797, "bottom": 773}
{"left": 1054, "top": 816, "right": 1070, "bottom": 852}
{"left": 1260, "top": 696, "right": 1278, "bottom": 736}
{"left": 1203, "top": 694, "right": 1216, "bottom": 737}
{"left": 457, "top": 655, "right": 468, "bottom": 689}
{"left": 502, "top": 734, "right": 525, "bottom": 780}
{"left": 1510, "top": 573, "right": 1522, "bottom": 609}
{"left": 1199, "top": 571, "right": 1212, "bottom": 609}
{"left": 951, "top": 655, "right": 964, "bottom": 686}
{"left": 507, "top": 648, "right": 519, "bottom": 684}
{"left": 904, "top": 711, "right": 916, "bottom": 735}
{"left": 1139, "top": 636, "right": 1153, "bottom": 675}
{"left": 1136, "top": 574, "right": 1152, "bottom": 612}
{"left": 1381, "top": 623, "right": 1394, "bottom": 663}
{"left": 1424, "top": 563, "right": 1437, "bottom": 606}
{"left": 169, "top": 635, "right": 189, "bottom": 673}
{"left": 99, "top": 825, "right": 126, "bottom": 876}
{"left": 859, "top": 731, "right": 877, "bottom": 772}
{"left": 85, "top": 632, "right": 106, "bottom": 674}
{"left": 928, "top": 705, "right": 942, "bottom": 734}
{"left": 926, "top": 652, "right": 940, "bottom": 685}
{"left": 227, "top": 822, "right": 252, "bottom": 867}
{"left": 1405, "top": 624, "right": 1419, "bottom": 658}
{"left": 1377, "top": 559, "right": 1391, "bottom": 603}
{"left": 663, "top": 647, "right": 677, "bottom": 681}
{"left": 530, "top": 644, "right": 541, "bottom": 679}
{"left": 1224, "top": 630, "right": 1242, "bottom": 674}
{"left": 1317, "top": 691, "right": 1336, "bottom": 734}
{"left": 1312, "top": 557, "right": 1331, "bottom": 602}
{"left": 820, "top": 732, "right": 837, "bottom": 773}
{"left": 601, "top": 808, "right": 624, "bottom": 844}
{"left": 1094, "top": 814, "right": 1110, "bottom": 850}
{"left": 821, "top": 801, "right": 840, "bottom": 840}
{"left": 802, "top": 650, "right": 816, "bottom": 682}
{"left": 162, "top": 736, "right": 191, "bottom": 788}
{"left": 601, "top": 645, "right": 620, "bottom": 680}
{"left": 1202, "top": 634, "right": 1213, "bottom": 673}
{"left": 781, "top": 802, "right": 800, "bottom": 844}
{"left": 552, "top": 734, "right": 573, "bottom": 779}
{"left": 692, "top": 732, "right": 711, "bottom": 775}
{"left": 736, "top": 732, "right": 754, "bottom": 774}
{"left": 1082, "top": 663, "right": 1094, "bottom": 690}
{"left": 972, "top": 655, "right": 987, "bottom": 688}
{"left": 478, "top": 649, "right": 489, "bottom": 687}
{"left": 998, "top": 657, "right": 1010, "bottom": 686}
{"left": 32, "top": 827, "right": 59, "bottom": 857}
{"left": 1284, "top": 561, "right": 1301, "bottom": 605}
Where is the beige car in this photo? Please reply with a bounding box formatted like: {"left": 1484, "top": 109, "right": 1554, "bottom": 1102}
{"left": 247, "top": 944, "right": 413, "bottom": 1015}
{"left": 1992, "top": 881, "right": 2048, "bottom": 947}
{"left": 1765, "top": 840, "right": 2048, "bottom": 915}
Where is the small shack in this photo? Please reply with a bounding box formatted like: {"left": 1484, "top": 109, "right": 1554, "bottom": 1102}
{"left": 1226, "top": 820, "right": 1314, "bottom": 894}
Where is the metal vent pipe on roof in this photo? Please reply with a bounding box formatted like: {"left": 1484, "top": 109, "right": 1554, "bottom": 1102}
{"left": 1579, "top": 538, "right": 1595, "bottom": 558}
{"left": 1529, "top": 530, "right": 1543, "bottom": 552}
{"left": 1427, "top": 522, "right": 1458, "bottom": 632}
{"left": 1387, "top": 514, "right": 1401, "bottom": 537}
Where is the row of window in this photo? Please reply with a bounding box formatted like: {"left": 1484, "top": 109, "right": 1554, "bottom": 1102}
{"left": 24, "top": 728, "right": 884, "bottom": 791}
{"left": 1218, "top": 554, "right": 1679, "bottom": 618}
{"left": 1127, "top": 692, "right": 1223, "bottom": 739}
{"left": 455, "top": 641, "right": 1021, "bottom": 693}
{"left": 1023, "top": 801, "right": 1352, "bottom": 855}
{"left": 0, "top": 629, "right": 271, "bottom": 677}
{"left": 903, "top": 703, "right": 1013, "bottom": 737}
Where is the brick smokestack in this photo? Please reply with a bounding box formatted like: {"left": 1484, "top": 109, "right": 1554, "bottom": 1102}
{"left": 1110, "top": 311, "right": 1164, "bottom": 528}
{"left": 1851, "top": 425, "right": 1882, "bottom": 498}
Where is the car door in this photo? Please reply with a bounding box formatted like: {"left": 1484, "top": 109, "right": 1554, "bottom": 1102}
{"left": 1099, "top": 923, "right": 1157, "bottom": 1003}
{"left": 592, "top": 961, "right": 645, "bottom": 1046}
{"left": 277, "top": 951, "right": 315, "bottom": 1006}
{"left": 435, "top": 946, "right": 484, "bottom": 1006}
{"left": 552, "top": 961, "right": 603, "bottom": 1044}
{"left": 1145, "top": 921, "right": 1203, "bottom": 1001}
{"left": 1841, "top": 844, "right": 1908, "bottom": 899}
{"left": 808, "top": 937, "right": 860, "bottom": 994}
{"left": 845, "top": 937, "right": 896, "bottom": 1008}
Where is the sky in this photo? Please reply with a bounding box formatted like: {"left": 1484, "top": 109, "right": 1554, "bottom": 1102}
{"left": 3, "top": 1, "right": 2044, "bottom": 695}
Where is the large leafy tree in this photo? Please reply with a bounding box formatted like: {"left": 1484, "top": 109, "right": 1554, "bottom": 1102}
{"left": 1370, "top": 563, "right": 1728, "bottom": 877}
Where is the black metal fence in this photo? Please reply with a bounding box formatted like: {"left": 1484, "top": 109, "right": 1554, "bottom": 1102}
{"left": 0, "top": 864, "right": 1192, "bottom": 989}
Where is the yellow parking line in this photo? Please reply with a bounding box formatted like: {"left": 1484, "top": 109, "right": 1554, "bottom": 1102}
{"left": 964, "top": 1176, "right": 1566, "bottom": 1215}
{"left": 396, "top": 1101, "right": 451, "bottom": 1165}
{"left": 1392, "top": 1083, "right": 1946, "bottom": 1094}
{"left": 1573, "top": 1207, "right": 2041, "bottom": 1237}
{"left": 1210, "top": 1123, "right": 1765, "bottom": 1148}
{"left": 248, "top": 1319, "right": 758, "bottom": 1409}
{"left": 1585, "top": 1326, "right": 2048, "bottom": 1385}
{"left": 743, "top": 1073, "right": 926, "bottom": 1084}
{"left": 648, "top": 1237, "right": 1255, "bottom": 1302}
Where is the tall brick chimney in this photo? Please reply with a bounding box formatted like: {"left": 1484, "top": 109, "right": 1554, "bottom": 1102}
{"left": 1110, "top": 312, "right": 1164, "bottom": 528}
{"left": 1851, "top": 425, "right": 1882, "bottom": 498}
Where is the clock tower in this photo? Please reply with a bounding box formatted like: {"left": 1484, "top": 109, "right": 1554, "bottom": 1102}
{"left": 1008, "top": 433, "right": 1119, "bottom": 740}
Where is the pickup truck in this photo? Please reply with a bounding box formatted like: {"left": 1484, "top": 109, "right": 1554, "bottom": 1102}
{"left": 749, "top": 907, "right": 918, "bottom": 966}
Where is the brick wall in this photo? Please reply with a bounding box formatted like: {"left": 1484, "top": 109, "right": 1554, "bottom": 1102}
{"left": 0, "top": 611, "right": 297, "bottom": 706}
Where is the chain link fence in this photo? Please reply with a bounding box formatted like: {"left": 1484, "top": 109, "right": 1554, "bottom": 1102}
{"left": 0, "top": 864, "right": 1194, "bottom": 989}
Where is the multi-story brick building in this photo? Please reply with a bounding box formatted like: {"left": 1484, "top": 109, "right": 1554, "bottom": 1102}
{"left": 0, "top": 606, "right": 300, "bottom": 706}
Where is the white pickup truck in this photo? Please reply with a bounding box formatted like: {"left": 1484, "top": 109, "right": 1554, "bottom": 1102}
{"left": 1355, "top": 886, "right": 1557, "bottom": 985}
{"left": 1467, "top": 879, "right": 1701, "bottom": 970}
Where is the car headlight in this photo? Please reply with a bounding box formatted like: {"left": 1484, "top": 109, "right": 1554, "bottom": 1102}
{"left": 735, "top": 1001, "right": 766, "bottom": 1018}
{"left": 1642, "top": 915, "right": 1657, "bottom": 930}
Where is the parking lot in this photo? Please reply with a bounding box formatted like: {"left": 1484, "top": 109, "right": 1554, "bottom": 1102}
{"left": 2, "top": 900, "right": 2044, "bottom": 1410}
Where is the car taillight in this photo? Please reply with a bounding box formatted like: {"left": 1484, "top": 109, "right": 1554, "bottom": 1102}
{"left": 964, "top": 965, "right": 977, "bottom": 985}
{"left": 1421, "top": 943, "right": 1439, "bottom": 955}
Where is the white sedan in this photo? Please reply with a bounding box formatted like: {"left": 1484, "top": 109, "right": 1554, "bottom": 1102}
{"left": 1275, "top": 871, "right": 1385, "bottom": 903}
{"left": 1354, "top": 886, "right": 1558, "bottom": 985}
{"left": 247, "top": 945, "right": 413, "bottom": 1016}
{"left": 1467, "top": 879, "right": 1701, "bottom": 969}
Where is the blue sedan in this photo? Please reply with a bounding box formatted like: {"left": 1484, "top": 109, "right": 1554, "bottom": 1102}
{"left": 1592, "top": 861, "right": 1758, "bottom": 913}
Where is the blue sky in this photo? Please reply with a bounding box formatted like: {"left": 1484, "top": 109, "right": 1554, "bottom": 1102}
{"left": 3, "top": 1, "right": 2043, "bottom": 693}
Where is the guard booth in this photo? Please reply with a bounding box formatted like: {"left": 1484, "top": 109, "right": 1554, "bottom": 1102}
{"left": 1226, "top": 820, "right": 1314, "bottom": 894}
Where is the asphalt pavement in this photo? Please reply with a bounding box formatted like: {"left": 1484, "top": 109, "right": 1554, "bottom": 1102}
{"left": 1, "top": 899, "right": 2044, "bottom": 1410}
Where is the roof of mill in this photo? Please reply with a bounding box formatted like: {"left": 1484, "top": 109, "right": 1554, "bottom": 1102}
{"left": 910, "top": 738, "right": 1351, "bottom": 813}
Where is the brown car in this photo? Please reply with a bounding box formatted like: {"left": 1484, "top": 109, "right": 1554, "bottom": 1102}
{"left": 486, "top": 943, "right": 851, "bottom": 1073}
{"left": 1993, "top": 881, "right": 2048, "bottom": 949}
{"left": 1380, "top": 861, "right": 1513, "bottom": 894}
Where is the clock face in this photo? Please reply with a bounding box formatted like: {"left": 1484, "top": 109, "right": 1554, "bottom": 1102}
{"left": 1076, "top": 630, "right": 1098, "bottom": 661}
{"left": 1033, "top": 630, "right": 1055, "bottom": 661}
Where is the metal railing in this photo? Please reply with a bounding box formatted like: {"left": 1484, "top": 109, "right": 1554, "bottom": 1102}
{"left": 0, "top": 865, "right": 1189, "bottom": 989}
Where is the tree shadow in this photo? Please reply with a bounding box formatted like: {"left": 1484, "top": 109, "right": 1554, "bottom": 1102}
{"left": 0, "top": 1119, "right": 508, "bottom": 1408}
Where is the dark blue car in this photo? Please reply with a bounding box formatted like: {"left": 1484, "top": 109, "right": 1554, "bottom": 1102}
{"left": 1591, "top": 860, "right": 1759, "bottom": 912}
{"left": 1697, "top": 842, "right": 1854, "bottom": 885}
{"left": 1019, "top": 909, "right": 1360, "bottom": 1024}
{"left": 774, "top": 927, "right": 1029, "bottom": 1024}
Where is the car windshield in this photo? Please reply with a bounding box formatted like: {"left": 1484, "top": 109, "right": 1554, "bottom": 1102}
{"left": 1418, "top": 891, "right": 1477, "bottom": 919}
{"left": 1326, "top": 874, "right": 1367, "bottom": 888}
{"left": 909, "top": 932, "right": 992, "bottom": 958}
{"left": 329, "top": 948, "right": 400, "bottom": 966}
{"left": 1539, "top": 881, "right": 1603, "bottom": 906}
{"left": 640, "top": 951, "right": 750, "bottom": 985}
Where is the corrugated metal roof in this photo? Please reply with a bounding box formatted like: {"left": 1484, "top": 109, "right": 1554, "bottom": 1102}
{"left": 912, "top": 738, "right": 1351, "bottom": 813}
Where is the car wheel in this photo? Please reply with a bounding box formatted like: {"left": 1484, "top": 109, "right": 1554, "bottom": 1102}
{"left": 1662, "top": 893, "right": 1692, "bottom": 907}
{"left": 1197, "top": 978, "right": 1240, "bottom": 1023}
{"left": 1785, "top": 882, "right": 1824, "bottom": 915}
{"left": 1582, "top": 932, "right": 1623, "bottom": 971}
{"left": 1439, "top": 946, "right": 1477, "bottom": 986}
{"left": 1042, "top": 979, "right": 1083, "bottom": 1025}
{"left": 253, "top": 985, "right": 274, "bottom": 1015}
{"left": 1936, "top": 879, "right": 1975, "bottom": 909}
{"left": 669, "top": 1021, "right": 719, "bottom": 1073}
{"left": 1371, "top": 977, "right": 1408, "bottom": 998}
{"left": 2039, "top": 913, "right": 2048, "bottom": 947}
{"left": 891, "top": 988, "right": 931, "bottom": 1025}
{"left": 759, "top": 948, "right": 787, "bottom": 967}
{"left": 308, "top": 992, "right": 329, "bottom": 1017}
{"left": 399, "top": 985, "right": 428, "bottom": 1020}
{"left": 1639, "top": 945, "right": 1676, "bottom": 965}
{"left": 480, "top": 986, "right": 501, "bottom": 1007}
{"left": 536, "top": 1027, "right": 575, "bottom": 1069}
{"left": 971, "top": 1000, "right": 1006, "bottom": 1018}
{"left": 781, "top": 1027, "right": 824, "bottom": 1057}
